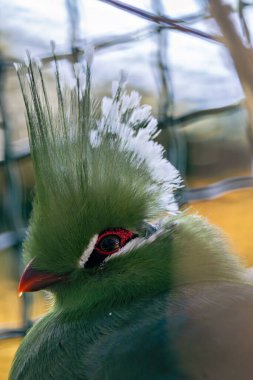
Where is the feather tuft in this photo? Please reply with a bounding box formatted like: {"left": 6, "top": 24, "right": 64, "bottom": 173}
{"left": 95, "top": 80, "right": 181, "bottom": 212}
{"left": 16, "top": 53, "right": 182, "bottom": 271}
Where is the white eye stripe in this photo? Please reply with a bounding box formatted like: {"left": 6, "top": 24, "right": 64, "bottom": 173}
{"left": 79, "top": 233, "right": 139, "bottom": 267}
{"left": 78, "top": 226, "right": 165, "bottom": 268}
{"left": 104, "top": 237, "right": 144, "bottom": 263}
{"left": 79, "top": 234, "right": 98, "bottom": 268}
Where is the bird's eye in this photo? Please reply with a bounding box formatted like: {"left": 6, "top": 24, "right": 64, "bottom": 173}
{"left": 84, "top": 228, "right": 138, "bottom": 268}
{"left": 95, "top": 228, "right": 136, "bottom": 255}
{"left": 98, "top": 235, "right": 120, "bottom": 253}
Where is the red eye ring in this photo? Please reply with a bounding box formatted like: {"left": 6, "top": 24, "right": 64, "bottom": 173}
{"left": 95, "top": 228, "right": 137, "bottom": 255}
{"left": 84, "top": 228, "right": 138, "bottom": 268}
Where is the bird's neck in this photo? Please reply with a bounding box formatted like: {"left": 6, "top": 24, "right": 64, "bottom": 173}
{"left": 169, "top": 214, "right": 247, "bottom": 287}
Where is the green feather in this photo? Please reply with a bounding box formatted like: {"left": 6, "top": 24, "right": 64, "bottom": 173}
{"left": 15, "top": 56, "right": 181, "bottom": 273}
{"left": 10, "top": 55, "right": 253, "bottom": 380}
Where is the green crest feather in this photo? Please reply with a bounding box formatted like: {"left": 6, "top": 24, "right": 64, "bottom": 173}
{"left": 14, "top": 52, "right": 181, "bottom": 273}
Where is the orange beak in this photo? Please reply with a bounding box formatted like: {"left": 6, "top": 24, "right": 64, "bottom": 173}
{"left": 18, "top": 259, "right": 69, "bottom": 296}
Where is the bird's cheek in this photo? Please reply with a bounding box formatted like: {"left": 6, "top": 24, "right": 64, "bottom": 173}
{"left": 18, "top": 259, "right": 70, "bottom": 295}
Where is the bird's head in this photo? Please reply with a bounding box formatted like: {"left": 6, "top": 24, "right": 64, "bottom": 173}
{"left": 15, "top": 55, "right": 183, "bottom": 313}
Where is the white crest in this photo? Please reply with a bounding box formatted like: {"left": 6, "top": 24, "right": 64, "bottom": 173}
{"left": 90, "top": 80, "right": 182, "bottom": 212}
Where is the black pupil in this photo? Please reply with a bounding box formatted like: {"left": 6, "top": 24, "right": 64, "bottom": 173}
{"left": 99, "top": 235, "right": 121, "bottom": 252}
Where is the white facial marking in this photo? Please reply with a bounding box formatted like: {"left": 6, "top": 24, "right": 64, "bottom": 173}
{"left": 79, "top": 234, "right": 98, "bottom": 268}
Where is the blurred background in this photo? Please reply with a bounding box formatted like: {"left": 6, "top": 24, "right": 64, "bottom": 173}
{"left": 0, "top": 0, "right": 253, "bottom": 378}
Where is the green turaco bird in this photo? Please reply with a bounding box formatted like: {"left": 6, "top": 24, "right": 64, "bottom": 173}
{"left": 10, "top": 54, "right": 253, "bottom": 380}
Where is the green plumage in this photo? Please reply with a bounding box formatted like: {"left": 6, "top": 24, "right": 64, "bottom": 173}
{"left": 9, "top": 55, "right": 253, "bottom": 380}
{"left": 15, "top": 55, "right": 179, "bottom": 273}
